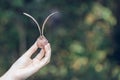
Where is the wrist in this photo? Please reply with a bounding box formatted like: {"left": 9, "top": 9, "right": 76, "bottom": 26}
{"left": 0, "top": 71, "right": 18, "bottom": 80}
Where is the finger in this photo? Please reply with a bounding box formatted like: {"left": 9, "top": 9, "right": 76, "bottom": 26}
{"left": 23, "top": 44, "right": 51, "bottom": 75}
{"left": 34, "top": 49, "right": 45, "bottom": 60}
{"left": 37, "top": 36, "right": 48, "bottom": 48}
{"left": 24, "top": 41, "right": 38, "bottom": 57}
{"left": 44, "top": 43, "right": 51, "bottom": 59}
{"left": 39, "top": 43, "right": 51, "bottom": 66}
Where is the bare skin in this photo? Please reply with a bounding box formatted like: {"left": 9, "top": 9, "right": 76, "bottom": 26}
{"left": 0, "top": 38, "right": 51, "bottom": 80}
{"left": 0, "top": 12, "right": 57, "bottom": 80}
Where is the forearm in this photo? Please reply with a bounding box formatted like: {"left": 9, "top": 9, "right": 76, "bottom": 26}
{"left": 0, "top": 71, "right": 21, "bottom": 80}
{"left": 0, "top": 73, "right": 14, "bottom": 80}
{"left": 0, "top": 41, "right": 51, "bottom": 80}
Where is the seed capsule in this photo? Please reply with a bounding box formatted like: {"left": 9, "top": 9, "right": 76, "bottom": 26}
{"left": 37, "top": 36, "right": 48, "bottom": 48}
{"left": 23, "top": 12, "right": 58, "bottom": 48}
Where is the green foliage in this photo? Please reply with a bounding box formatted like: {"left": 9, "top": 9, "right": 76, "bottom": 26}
{"left": 0, "top": 0, "right": 119, "bottom": 80}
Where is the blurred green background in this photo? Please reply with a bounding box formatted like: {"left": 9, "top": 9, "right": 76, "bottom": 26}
{"left": 0, "top": 0, "right": 120, "bottom": 80}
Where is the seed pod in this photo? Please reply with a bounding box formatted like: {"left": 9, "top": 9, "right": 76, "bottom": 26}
{"left": 23, "top": 12, "right": 58, "bottom": 48}
{"left": 37, "top": 35, "right": 48, "bottom": 48}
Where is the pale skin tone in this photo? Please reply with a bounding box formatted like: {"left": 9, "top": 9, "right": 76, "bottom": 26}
{"left": 0, "top": 12, "right": 56, "bottom": 80}
{"left": 0, "top": 38, "right": 51, "bottom": 80}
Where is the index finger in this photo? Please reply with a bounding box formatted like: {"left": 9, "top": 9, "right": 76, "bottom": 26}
{"left": 24, "top": 41, "right": 38, "bottom": 57}
{"left": 39, "top": 43, "right": 51, "bottom": 65}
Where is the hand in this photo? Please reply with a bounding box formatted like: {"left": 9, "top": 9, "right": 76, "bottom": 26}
{"left": 0, "top": 40, "right": 51, "bottom": 80}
